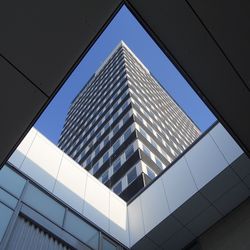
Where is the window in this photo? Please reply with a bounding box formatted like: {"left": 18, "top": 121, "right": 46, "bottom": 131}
{"left": 103, "top": 136, "right": 109, "bottom": 146}
{"left": 113, "top": 140, "right": 120, "bottom": 152}
{"left": 113, "top": 182, "right": 122, "bottom": 195}
{"left": 147, "top": 167, "right": 156, "bottom": 180}
{"left": 113, "top": 158, "right": 121, "bottom": 173}
{"left": 125, "top": 144, "right": 134, "bottom": 160}
{"left": 113, "top": 111, "right": 119, "bottom": 121}
{"left": 101, "top": 171, "right": 109, "bottom": 184}
{"left": 155, "top": 157, "right": 163, "bottom": 169}
{"left": 92, "top": 162, "right": 99, "bottom": 174}
{"left": 143, "top": 145, "right": 151, "bottom": 158}
{"left": 113, "top": 124, "right": 119, "bottom": 135}
{"left": 103, "top": 152, "right": 109, "bottom": 163}
{"left": 123, "top": 112, "right": 130, "bottom": 123}
{"left": 127, "top": 168, "right": 137, "bottom": 184}
{"left": 124, "top": 127, "right": 132, "bottom": 141}
{"left": 95, "top": 145, "right": 100, "bottom": 156}
{"left": 85, "top": 156, "right": 91, "bottom": 166}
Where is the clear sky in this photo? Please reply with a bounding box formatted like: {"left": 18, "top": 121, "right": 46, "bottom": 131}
{"left": 34, "top": 6, "right": 216, "bottom": 145}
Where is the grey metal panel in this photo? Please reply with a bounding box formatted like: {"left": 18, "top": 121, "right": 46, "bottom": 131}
{"left": 126, "top": 0, "right": 250, "bottom": 156}
{"left": 187, "top": 0, "right": 250, "bottom": 90}
{"left": 0, "top": 56, "right": 47, "bottom": 169}
{"left": 0, "top": 0, "right": 122, "bottom": 96}
{"left": 6, "top": 216, "right": 72, "bottom": 250}
{"left": 0, "top": 0, "right": 122, "bottom": 169}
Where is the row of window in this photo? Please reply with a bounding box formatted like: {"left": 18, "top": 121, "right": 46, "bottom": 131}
{"left": 136, "top": 124, "right": 173, "bottom": 163}
{"left": 84, "top": 120, "right": 134, "bottom": 172}
{"left": 111, "top": 160, "right": 157, "bottom": 196}
{"left": 124, "top": 57, "right": 199, "bottom": 140}
{"left": 98, "top": 139, "right": 137, "bottom": 184}
{"left": 127, "top": 75, "right": 196, "bottom": 145}
{"left": 90, "top": 139, "right": 137, "bottom": 179}
{"left": 128, "top": 83, "right": 189, "bottom": 150}
{"left": 138, "top": 141, "right": 167, "bottom": 171}
{"left": 75, "top": 102, "right": 133, "bottom": 165}
{"left": 63, "top": 80, "right": 129, "bottom": 153}
{"left": 64, "top": 58, "right": 125, "bottom": 129}
{"left": 112, "top": 162, "right": 140, "bottom": 195}
{"left": 132, "top": 102, "right": 179, "bottom": 156}
{"left": 68, "top": 48, "right": 124, "bottom": 119}
{"left": 60, "top": 67, "right": 127, "bottom": 146}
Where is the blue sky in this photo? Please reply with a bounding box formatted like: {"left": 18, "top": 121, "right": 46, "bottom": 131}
{"left": 34, "top": 6, "right": 216, "bottom": 145}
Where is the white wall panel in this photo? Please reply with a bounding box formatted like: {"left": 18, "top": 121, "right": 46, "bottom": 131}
{"left": 109, "top": 192, "right": 129, "bottom": 246}
{"left": 140, "top": 179, "right": 169, "bottom": 233}
{"left": 128, "top": 197, "right": 145, "bottom": 247}
{"left": 20, "top": 133, "right": 63, "bottom": 192}
{"left": 162, "top": 158, "right": 198, "bottom": 212}
{"left": 185, "top": 134, "right": 228, "bottom": 189}
{"left": 8, "top": 128, "right": 37, "bottom": 169}
{"left": 83, "top": 174, "right": 110, "bottom": 232}
{"left": 210, "top": 123, "right": 243, "bottom": 164}
{"left": 53, "top": 154, "right": 87, "bottom": 213}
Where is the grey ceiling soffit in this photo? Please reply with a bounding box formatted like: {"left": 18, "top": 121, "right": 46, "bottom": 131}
{"left": 0, "top": 0, "right": 123, "bottom": 168}
{"left": 125, "top": 0, "right": 250, "bottom": 157}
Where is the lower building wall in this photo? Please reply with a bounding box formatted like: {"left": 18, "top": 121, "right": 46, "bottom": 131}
{"left": 197, "top": 198, "right": 250, "bottom": 250}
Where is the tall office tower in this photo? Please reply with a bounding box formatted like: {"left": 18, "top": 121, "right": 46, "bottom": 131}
{"left": 58, "top": 41, "right": 200, "bottom": 201}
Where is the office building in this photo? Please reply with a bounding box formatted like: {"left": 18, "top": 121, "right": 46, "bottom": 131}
{"left": 58, "top": 41, "right": 200, "bottom": 201}
{"left": 1, "top": 1, "right": 250, "bottom": 249}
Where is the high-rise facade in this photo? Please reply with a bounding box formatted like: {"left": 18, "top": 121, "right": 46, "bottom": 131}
{"left": 58, "top": 41, "right": 200, "bottom": 201}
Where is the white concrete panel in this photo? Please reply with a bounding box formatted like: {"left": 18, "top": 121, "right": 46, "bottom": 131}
{"left": 140, "top": 178, "right": 170, "bottom": 233}
{"left": 214, "top": 182, "right": 249, "bottom": 216}
{"left": 210, "top": 123, "right": 243, "bottom": 164}
{"left": 53, "top": 154, "right": 87, "bottom": 213}
{"left": 128, "top": 197, "right": 145, "bottom": 246}
{"left": 109, "top": 192, "right": 129, "bottom": 246}
{"left": 20, "top": 133, "right": 63, "bottom": 192}
{"left": 8, "top": 128, "right": 37, "bottom": 169}
{"left": 162, "top": 157, "right": 198, "bottom": 212}
{"left": 83, "top": 174, "right": 110, "bottom": 232}
{"left": 200, "top": 168, "right": 240, "bottom": 203}
{"left": 186, "top": 205, "right": 222, "bottom": 236}
{"left": 185, "top": 134, "right": 228, "bottom": 189}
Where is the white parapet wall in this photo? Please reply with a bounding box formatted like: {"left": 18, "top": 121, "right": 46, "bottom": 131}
{"left": 8, "top": 128, "right": 130, "bottom": 247}
{"left": 8, "top": 123, "right": 248, "bottom": 249}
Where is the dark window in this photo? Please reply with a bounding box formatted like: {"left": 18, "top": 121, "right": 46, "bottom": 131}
{"left": 125, "top": 145, "right": 134, "bottom": 160}
{"left": 127, "top": 168, "right": 137, "bottom": 184}
{"left": 113, "top": 158, "right": 121, "bottom": 173}
{"left": 95, "top": 145, "right": 100, "bottom": 156}
{"left": 113, "top": 182, "right": 122, "bottom": 195}
{"left": 93, "top": 162, "right": 99, "bottom": 174}
{"left": 124, "top": 127, "right": 132, "bottom": 141}
{"left": 123, "top": 112, "right": 130, "bottom": 123}
{"left": 113, "top": 124, "right": 120, "bottom": 135}
{"left": 102, "top": 171, "right": 109, "bottom": 183}
{"left": 113, "top": 140, "right": 120, "bottom": 152}
{"left": 103, "top": 136, "right": 109, "bottom": 146}
{"left": 102, "top": 152, "right": 109, "bottom": 163}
